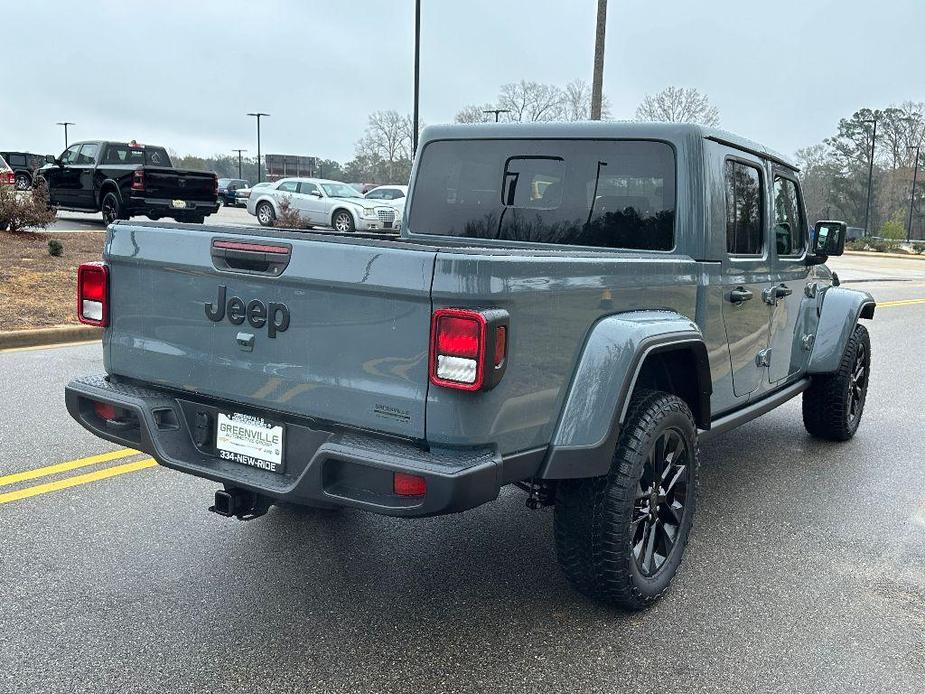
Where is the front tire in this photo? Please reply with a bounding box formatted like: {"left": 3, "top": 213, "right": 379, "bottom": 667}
{"left": 332, "top": 209, "right": 356, "bottom": 232}
{"left": 256, "top": 201, "right": 276, "bottom": 226}
{"left": 803, "top": 323, "right": 870, "bottom": 441}
{"left": 554, "top": 390, "right": 699, "bottom": 609}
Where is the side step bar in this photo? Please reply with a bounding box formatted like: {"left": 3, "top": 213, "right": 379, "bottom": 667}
{"left": 699, "top": 379, "right": 810, "bottom": 443}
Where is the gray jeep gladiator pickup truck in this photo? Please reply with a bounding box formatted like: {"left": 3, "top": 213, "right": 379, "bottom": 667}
{"left": 66, "top": 123, "right": 874, "bottom": 609}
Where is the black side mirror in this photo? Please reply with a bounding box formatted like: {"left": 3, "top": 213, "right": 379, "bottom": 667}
{"left": 812, "top": 220, "right": 847, "bottom": 258}
{"left": 45, "top": 154, "right": 55, "bottom": 164}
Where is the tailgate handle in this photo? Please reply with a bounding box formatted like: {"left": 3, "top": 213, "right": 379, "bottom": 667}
{"left": 211, "top": 239, "right": 291, "bottom": 276}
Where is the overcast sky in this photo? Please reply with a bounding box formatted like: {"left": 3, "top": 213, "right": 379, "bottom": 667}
{"left": 2, "top": 0, "right": 923, "bottom": 163}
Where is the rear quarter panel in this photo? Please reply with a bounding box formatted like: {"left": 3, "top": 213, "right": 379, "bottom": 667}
{"left": 426, "top": 251, "right": 699, "bottom": 453}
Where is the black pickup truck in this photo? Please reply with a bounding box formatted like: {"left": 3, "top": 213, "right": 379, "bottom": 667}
{"left": 37, "top": 141, "right": 219, "bottom": 224}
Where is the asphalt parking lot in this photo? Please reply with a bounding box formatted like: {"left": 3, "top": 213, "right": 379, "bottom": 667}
{"left": 2, "top": 254, "right": 924, "bottom": 693}
{"left": 49, "top": 203, "right": 260, "bottom": 232}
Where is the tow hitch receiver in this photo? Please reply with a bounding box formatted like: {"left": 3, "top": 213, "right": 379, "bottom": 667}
{"left": 209, "top": 488, "right": 272, "bottom": 521}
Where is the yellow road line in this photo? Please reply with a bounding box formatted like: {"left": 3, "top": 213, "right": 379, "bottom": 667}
{"left": 0, "top": 339, "right": 101, "bottom": 354}
{"left": 877, "top": 298, "right": 925, "bottom": 308}
{"left": 0, "top": 458, "right": 157, "bottom": 505}
{"left": 0, "top": 448, "right": 138, "bottom": 487}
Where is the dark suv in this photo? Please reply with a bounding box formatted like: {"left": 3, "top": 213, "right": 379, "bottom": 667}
{"left": 0, "top": 151, "right": 50, "bottom": 190}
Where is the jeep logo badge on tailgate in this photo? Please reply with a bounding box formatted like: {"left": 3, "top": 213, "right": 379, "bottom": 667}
{"left": 205, "top": 285, "right": 290, "bottom": 338}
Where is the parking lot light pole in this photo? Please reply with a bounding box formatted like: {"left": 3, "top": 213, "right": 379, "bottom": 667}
{"left": 862, "top": 118, "right": 877, "bottom": 236}
{"left": 56, "top": 121, "right": 75, "bottom": 149}
{"left": 412, "top": 0, "right": 421, "bottom": 156}
{"left": 232, "top": 149, "right": 247, "bottom": 179}
{"left": 246, "top": 113, "right": 269, "bottom": 183}
{"left": 482, "top": 109, "right": 510, "bottom": 122}
{"left": 590, "top": 0, "right": 608, "bottom": 120}
{"left": 907, "top": 144, "right": 921, "bottom": 242}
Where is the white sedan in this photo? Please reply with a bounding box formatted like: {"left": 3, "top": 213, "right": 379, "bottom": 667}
{"left": 247, "top": 177, "right": 399, "bottom": 231}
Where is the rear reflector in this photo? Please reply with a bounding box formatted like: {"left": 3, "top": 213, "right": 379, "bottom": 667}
{"left": 94, "top": 401, "right": 118, "bottom": 421}
{"left": 77, "top": 262, "right": 108, "bottom": 326}
{"left": 393, "top": 472, "right": 426, "bottom": 497}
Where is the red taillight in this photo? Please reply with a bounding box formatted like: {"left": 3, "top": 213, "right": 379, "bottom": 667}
{"left": 393, "top": 472, "right": 426, "bottom": 497}
{"left": 429, "top": 308, "right": 508, "bottom": 391}
{"left": 77, "top": 262, "right": 108, "bottom": 326}
{"left": 131, "top": 169, "right": 144, "bottom": 191}
{"left": 214, "top": 176, "right": 219, "bottom": 194}
{"left": 4, "top": 172, "right": 13, "bottom": 186}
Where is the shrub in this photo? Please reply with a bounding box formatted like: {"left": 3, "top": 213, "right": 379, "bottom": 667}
{"left": 0, "top": 179, "right": 57, "bottom": 232}
{"left": 274, "top": 195, "right": 310, "bottom": 229}
{"left": 879, "top": 217, "right": 906, "bottom": 242}
{"left": 48, "top": 239, "right": 63, "bottom": 256}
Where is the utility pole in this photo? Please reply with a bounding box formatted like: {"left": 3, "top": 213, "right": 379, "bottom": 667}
{"left": 56, "top": 122, "right": 75, "bottom": 149}
{"left": 232, "top": 149, "right": 247, "bottom": 179}
{"left": 862, "top": 117, "right": 877, "bottom": 236}
{"left": 590, "top": 0, "right": 608, "bottom": 120}
{"left": 908, "top": 143, "right": 921, "bottom": 242}
{"left": 412, "top": 0, "right": 421, "bottom": 155}
{"left": 246, "top": 113, "right": 269, "bottom": 183}
{"left": 482, "top": 108, "right": 511, "bottom": 122}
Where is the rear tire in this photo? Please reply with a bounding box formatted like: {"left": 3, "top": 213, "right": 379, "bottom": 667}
{"left": 803, "top": 323, "right": 870, "bottom": 441}
{"left": 256, "top": 201, "right": 276, "bottom": 226}
{"left": 332, "top": 209, "right": 355, "bottom": 232}
{"left": 101, "top": 191, "right": 128, "bottom": 225}
{"left": 14, "top": 173, "right": 31, "bottom": 191}
{"left": 554, "top": 390, "right": 699, "bottom": 609}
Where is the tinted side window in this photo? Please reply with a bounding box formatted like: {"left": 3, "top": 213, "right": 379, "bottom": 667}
{"left": 772, "top": 175, "right": 805, "bottom": 256}
{"left": 277, "top": 181, "right": 299, "bottom": 193}
{"left": 725, "top": 160, "right": 764, "bottom": 255}
{"left": 9, "top": 154, "right": 27, "bottom": 167}
{"left": 298, "top": 182, "right": 318, "bottom": 195}
{"left": 410, "top": 139, "right": 675, "bottom": 251}
{"left": 60, "top": 145, "right": 81, "bottom": 165}
{"left": 76, "top": 143, "right": 99, "bottom": 165}
{"left": 366, "top": 189, "right": 386, "bottom": 199}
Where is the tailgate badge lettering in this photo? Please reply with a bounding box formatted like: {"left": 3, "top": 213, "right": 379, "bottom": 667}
{"left": 205, "top": 285, "right": 290, "bottom": 338}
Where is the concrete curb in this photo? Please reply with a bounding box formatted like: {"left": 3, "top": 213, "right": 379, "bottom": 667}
{"left": 844, "top": 250, "right": 925, "bottom": 261}
{"left": 0, "top": 325, "right": 102, "bottom": 350}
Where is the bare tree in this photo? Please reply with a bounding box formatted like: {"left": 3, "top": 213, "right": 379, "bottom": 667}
{"left": 563, "top": 79, "right": 610, "bottom": 121}
{"left": 454, "top": 104, "right": 496, "bottom": 124}
{"left": 635, "top": 86, "right": 720, "bottom": 127}
{"left": 354, "top": 110, "right": 416, "bottom": 182}
{"left": 497, "top": 80, "right": 567, "bottom": 122}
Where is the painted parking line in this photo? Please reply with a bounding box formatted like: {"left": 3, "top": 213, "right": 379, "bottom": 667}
{"left": 0, "top": 458, "right": 157, "bottom": 505}
{"left": 0, "top": 448, "right": 139, "bottom": 487}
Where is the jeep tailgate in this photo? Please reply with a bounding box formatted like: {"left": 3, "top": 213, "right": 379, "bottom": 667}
{"left": 143, "top": 167, "right": 216, "bottom": 201}
{"left": 104, "top": 223, "right": 436, "bottom": 439}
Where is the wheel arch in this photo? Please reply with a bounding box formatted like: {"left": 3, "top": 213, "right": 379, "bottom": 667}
{"left": 97, "top": 180, "right": 121, "bottom": 210}
{"left": 538, "top": 311, "right": 711, "bottom": 480}
{"left": 331, "top": 206, "right": 355, "bottom": 227}
{"left": 807, "top": 286, "right": 876, "bottom": 374}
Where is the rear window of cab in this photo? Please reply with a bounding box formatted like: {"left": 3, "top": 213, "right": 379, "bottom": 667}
{"left": 408, "top": 139, "right": 676, "bottom": 251}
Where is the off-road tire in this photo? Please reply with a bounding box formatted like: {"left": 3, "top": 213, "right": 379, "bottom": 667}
{"left": 554, "top": 390, "right": 699, "bottom": 610}
{"left": 256, "top": 201, "right": 276, "bottom": 226}
{"left": 803, "top": 323, "right": 870, "bottom": 441}
{"left": 332, "top": 209, "right": 355, "bottom": 232}
{"left": 14, "top": 173, "right": 31, "bottom": 191}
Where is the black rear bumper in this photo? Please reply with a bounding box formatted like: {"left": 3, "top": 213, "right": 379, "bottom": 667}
{"left": 128, "top": 197, "right": 220, "bottom": 218}
{"left": 64, "top": 375, "right": 507, "bottom": 517}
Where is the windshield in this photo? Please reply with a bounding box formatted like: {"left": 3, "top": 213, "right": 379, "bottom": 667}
{"left": 217, "top": 178, "right": 232, "bottom": 186}
{"left": 408, "top": 139, "right": 676, "bottom": 251}
{"left": 321, "top": 182, "right": 363, "bottom": 198}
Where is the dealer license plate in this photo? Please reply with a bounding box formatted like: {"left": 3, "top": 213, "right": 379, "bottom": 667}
{"left": 216, "top": 412, "right": 285, "bottom": 474}
{"left": 171, "top": 199, "right": 187, "bottom": 209}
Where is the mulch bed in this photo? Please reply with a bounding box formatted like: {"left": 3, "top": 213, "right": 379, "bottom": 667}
{"left": 0, "top": 231, "right": 106, "bottom": 329}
